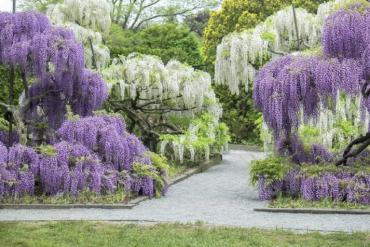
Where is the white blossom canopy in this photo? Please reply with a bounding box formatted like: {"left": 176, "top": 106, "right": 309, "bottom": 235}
{"left": 101, "top": 53, "right": 223, "bottom": 119}
{"left": 101, "top": 53, "right": 226, "bottom": 162}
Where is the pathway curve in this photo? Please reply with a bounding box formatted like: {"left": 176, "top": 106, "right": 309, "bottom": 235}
{"left": 1, "top": 150, "right": 370, "bottom": 232}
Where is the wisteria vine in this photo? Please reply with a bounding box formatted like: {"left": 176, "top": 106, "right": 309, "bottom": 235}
{"left": 254, "top": 2, "right": 370, "bottom": 203}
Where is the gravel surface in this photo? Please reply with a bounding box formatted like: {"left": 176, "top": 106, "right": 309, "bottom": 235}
{"left": 1, "top": 150, "right": 370, "bottom": 232}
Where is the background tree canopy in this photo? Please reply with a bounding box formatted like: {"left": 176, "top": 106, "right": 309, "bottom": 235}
{"left": 106, "top": 23, "right": 203, "bottom": 66}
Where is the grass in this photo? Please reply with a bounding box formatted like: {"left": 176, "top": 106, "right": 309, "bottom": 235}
{"left": 270, "top": 194, "right": 370, "bottom": 210}
{"left": 0, "top": 221, "right": 369, "bottom": 247}
{"left": 0, "top": 187, "right": 129, "bottom": 204}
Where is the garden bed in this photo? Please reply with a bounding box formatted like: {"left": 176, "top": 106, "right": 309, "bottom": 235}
{"left": 0, "top": 154, "right": 222, "bottom": 209}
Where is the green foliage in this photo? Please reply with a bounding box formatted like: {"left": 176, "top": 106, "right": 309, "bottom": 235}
{"left": 215, "top": 84, "right": 261, "bottom": 145}
{"left": 36, "top": 145, "right": 57, "bottom": 157}
{"left": 184, "top": 10, "right": 211, "bottom": 37}
{"left": 261, "top": 32, "right": 277, "bottom": 42}
{"left": 299, "top": 118, "right": 362, "bottom": 152}
{"left": 249, "top": 153, "right": 292, "bottom": 187}
{"left": 106, "top": 23, "right": 203, "bottom": 66}
{"left": 146, "top": 151, "right": 170, "bottom": 197}
{"left": 18, "top": 0, "right": 63, "bottom": 12}
{"left": 0, "top": 66, "right": 25, "bottom": 116}
{"left": 250, "top": 152, "right": 370, "bottom": 187}
{"left": 160, "top": 113, "right": 230, "bottom": 159}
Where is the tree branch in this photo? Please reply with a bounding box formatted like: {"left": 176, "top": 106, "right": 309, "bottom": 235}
{"left": 267, "top": 48, "right": 288, "bottom": 56}
{"left": 335, "top": 132, "right": 370, "bottom": 166}
{"left": 153, "top": 122, "right": 181, "bottom": 132}
{"left": 132, "top": 6, "right": 200, "bottom": 31}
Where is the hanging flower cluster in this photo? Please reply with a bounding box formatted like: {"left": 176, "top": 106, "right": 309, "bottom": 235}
{"left": 101, "top": 53, "right": 228, "bottom": 163}
{"left": 0, "top": 11, "right": 168, "bottom": 199}
{"left": 102, "top": 53, "right": 222, "bottom": 119}
{"left": 0, "top": 11, "right": 108, "bottom": 144}
{"left": 253, "top": 2, "right": 370, "bottom": 204}
{"left": 0, "top": 114, "right": 169, "bottom": 198}
{"left": 47, "top": 0, "right": 112, "bottom": 69}
{"left": 254, "top": 3, "right": 370, "bottom": 157}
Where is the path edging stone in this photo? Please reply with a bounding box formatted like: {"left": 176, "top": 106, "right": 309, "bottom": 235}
{"left": 254, "top": 207, "right": 370, "bottom": 215}
{"left": 0, "top": 154, "right": 222, "bottom": 210}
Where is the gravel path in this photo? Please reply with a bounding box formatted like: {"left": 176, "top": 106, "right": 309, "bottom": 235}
{"left": 1, "top": 150, "right": 370, "bottom": 232}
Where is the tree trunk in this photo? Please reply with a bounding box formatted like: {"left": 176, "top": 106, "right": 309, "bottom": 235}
{"left": 10, "top": 106, "right": 27, "bottom": 146}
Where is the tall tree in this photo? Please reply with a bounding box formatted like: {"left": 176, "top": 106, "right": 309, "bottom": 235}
{"left": 184, "top": 9, "right": 211, "bottom": 37}
{"left": 106, "top": 23, "right": 203, "bottom": 66}
{"left": 0, "top": 10, "right": 107, "bottom": 145}
{"left": 0, "top": 10, "right": 169, "bottom": 200}
{"left": 215, "top": 0, "right": 361, "bottom": 150}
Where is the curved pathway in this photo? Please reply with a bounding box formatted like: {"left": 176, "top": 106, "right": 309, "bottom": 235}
{"left": 1, "top": 150, "right": 370, "bottom": 232}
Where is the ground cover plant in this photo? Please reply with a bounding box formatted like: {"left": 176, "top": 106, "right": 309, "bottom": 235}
{"left": 1, "top": 221, "right": 370, "bottom": 247}
{"left": 247, "top": 0, "right": 370, "bottom": 206}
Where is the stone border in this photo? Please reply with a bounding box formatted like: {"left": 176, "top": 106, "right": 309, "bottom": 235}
{"left": 228, "top": 144, "right": 263, "bottom": 152}
{"left": 254, "top": 207, "right": 370, "bottom": 215}
{"left": 0, "top": 154, "right": 222, "bottom": 210}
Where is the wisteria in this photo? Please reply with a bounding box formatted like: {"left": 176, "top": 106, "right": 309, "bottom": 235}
{"left": 254, "top": 2, "right": 370, "bottom": 204}
{"left": 0, "top": 143, "right": 37, "bottom": 197}
{"left": 0, "top": 114, "right": 169, "bottom": 198}
{"left": 0, "top": 10, "right": 108, "bottom": 145}
{"left": 57, "top": 114, "right": 147, "bottom": 171}
{"left": 101, "top": 53, "right": 228, "bottom": 160}
{"left": 0, "top": 10, "right": 169, "bottom": 200}
{"left": 258, "top": 169, "right": 370, "bottom": 205}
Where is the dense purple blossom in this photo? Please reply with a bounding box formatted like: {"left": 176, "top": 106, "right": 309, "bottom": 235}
{"left": 0, "top": 129, "right": 19, "bottom": 145}
{"left": 57, "top": 115, "right": 148, "bottom": 172}
{"left": 0, "top": 143, "right": 37, "bottom": 197}
{"left": 0, "top": 11, "right": 167, "bottom": 199}
{"left": 130, "top": 155, "right": 154, "bottom": 197}
{"left": 1, "top": 11, "right": 107, "bottom": 143}
{"left": 254, "top": 5, "right": 370, "bottom": 163}
{"left": 258, "top": 169, "right": 370, "bottom": 205}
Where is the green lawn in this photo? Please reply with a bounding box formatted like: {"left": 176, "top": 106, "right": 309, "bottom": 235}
{"left": 0, "top": 221, "right": 369, "bottom": 247}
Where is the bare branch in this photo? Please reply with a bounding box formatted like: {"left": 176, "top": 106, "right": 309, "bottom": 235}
{"left": 0, "top": 102, "right": 10, "bottom": 109}
{"left": 132, "top": 6, "right": 200, "bottom": 30}
{"left": 335, "top": 132, "right": 370, "bottom": 166}
{"left": 267, "top": 48, "right": 288, "bottom": 56}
